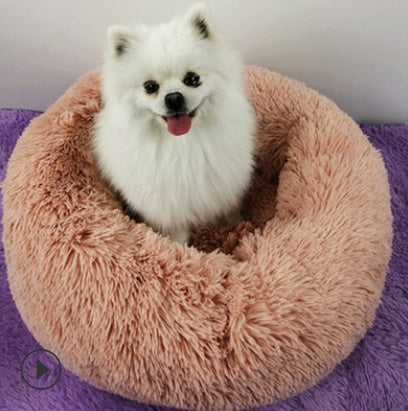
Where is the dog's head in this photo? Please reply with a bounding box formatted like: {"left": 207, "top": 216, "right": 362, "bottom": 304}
{"left": 102, "top": 3, "right": 241, "bottom": 136}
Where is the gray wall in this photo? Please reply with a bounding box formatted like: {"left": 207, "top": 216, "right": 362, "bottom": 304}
{"left": 1, "top": 0, "right": 407, "bottom": 123}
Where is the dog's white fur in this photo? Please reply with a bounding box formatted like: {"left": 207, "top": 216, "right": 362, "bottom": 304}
{"left": 93, "top": 3, "right": 255, "bottom": 244}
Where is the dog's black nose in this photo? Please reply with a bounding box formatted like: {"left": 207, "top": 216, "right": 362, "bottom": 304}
{"left": 165, "top": 92, "right": 185, "bottom": 112}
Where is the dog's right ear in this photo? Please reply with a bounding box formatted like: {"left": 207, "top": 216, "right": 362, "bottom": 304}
{"left": 183, "top": 3, "right": 213, "bottom": 40}
{"left": 107, "top": 25, "right": 138, "bottom": 57}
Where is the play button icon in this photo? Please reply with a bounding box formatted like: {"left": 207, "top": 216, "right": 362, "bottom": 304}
{"left": 21, "top": 349, "right": 62, "bottom": 390}
{"left": 36, "top": 360, "right": 49, "bottom": 379}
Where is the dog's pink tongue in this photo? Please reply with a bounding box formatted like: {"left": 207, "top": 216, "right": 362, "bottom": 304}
{"left": 167, "top": 115, "right": 191, "bottom": 136}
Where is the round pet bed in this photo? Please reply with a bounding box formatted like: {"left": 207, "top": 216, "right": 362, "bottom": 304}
{"left": 2, "top": 66, "right": 392, "bottom": 411}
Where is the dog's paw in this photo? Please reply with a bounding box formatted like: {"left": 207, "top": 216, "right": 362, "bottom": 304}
{"left": 170, "top": 230, "right": 190, "bottom": 245}
{"left": 218, "top": 211, "right": 244, "bottom": 226}
{"left": 225, "top": 211, "right": 244, "bottom": 225}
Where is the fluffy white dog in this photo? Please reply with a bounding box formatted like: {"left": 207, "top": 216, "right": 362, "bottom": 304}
{"left": 93, "top": 3, "right": 255, "bottom": 244}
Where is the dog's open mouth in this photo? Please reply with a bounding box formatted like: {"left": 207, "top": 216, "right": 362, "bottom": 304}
{"left": 162, "top": 109, "right": 197, "bottom": 136}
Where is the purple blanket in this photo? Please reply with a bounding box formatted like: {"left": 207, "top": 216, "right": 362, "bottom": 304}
{"left": 1, "top": 108, "right": 407, "bottom": 410}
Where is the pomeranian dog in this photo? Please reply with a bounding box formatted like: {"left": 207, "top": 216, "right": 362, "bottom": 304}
{"left": 93, "top": 3, "right": 255, "bottom": 244}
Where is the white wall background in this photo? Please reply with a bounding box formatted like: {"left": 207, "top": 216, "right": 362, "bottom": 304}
{"left": 1, "top": 0, "right": 407, "bottom": 123}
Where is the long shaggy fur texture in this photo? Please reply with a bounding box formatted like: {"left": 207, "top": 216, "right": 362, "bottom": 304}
{"left": 2, "top": 65, "right": 392, "bottom": 410}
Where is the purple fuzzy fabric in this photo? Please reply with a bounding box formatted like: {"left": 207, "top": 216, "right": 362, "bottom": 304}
{"left": 1, "top": 108, "right": 407, "bottom": 410}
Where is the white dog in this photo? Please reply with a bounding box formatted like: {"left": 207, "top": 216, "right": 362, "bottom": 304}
{"left": 93, "top": 3, "right": 255, "bottom": 244}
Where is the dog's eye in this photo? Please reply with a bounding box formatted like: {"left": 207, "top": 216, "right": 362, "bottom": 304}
{"left": 183, "top": 72, "right": 201, "bottom": 88}
{"left": 144, "top": 81, "right": 159, "bottom": 94}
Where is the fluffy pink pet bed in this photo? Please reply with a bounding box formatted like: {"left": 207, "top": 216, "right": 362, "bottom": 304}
{"left": 2, "top": 66, "right": 392, "bottom": 411}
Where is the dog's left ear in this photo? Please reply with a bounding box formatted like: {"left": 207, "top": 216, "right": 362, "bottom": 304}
{"left": 184, "top": 3, "right": 213, "bottom": 39}
{"left": 107, "top": 25, "right": 138, "bottom": 57}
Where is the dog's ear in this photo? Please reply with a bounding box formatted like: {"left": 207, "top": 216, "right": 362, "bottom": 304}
{"left": 183, "top": 3, "right": 213, "bottom": 39}
{"left": 107, "top": 25, "right": 138, "bottom": 57}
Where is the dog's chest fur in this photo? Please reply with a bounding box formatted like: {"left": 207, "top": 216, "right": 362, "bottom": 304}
{"left": 94, "top": 106, "right": 253, "bottom": 232}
